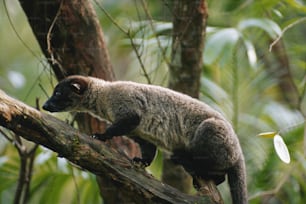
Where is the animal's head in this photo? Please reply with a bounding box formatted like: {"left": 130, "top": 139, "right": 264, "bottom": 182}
{"left": 43, "top": 75, "right": 89, "bottom": 112}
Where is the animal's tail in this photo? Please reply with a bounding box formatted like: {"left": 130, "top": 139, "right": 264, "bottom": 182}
{"left": 227, "top": 157, "right": 248, "bottom": 204}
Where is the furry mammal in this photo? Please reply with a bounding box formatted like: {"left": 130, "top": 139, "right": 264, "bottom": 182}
{"left": 43, "top": 75, "right": 248, "bottom": 203}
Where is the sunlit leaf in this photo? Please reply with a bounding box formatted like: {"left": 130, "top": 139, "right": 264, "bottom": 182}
{"left": 238, "top": 18, "right": 282, "bottom": 39}
{"left": 286, "top": 0, "right": 306, "bottom": 12}
{"left": 273, "top": 134, "right": 291, "bottom": 164}
{"left": 242, "top": 38, "right": 257, "bottom": 68}
{"left": 257, "top": 131, "right": 277, "bottom": 138}
{"left": 204, "top": 28, "right": 240, "bottom": 65}
{"left": 151, "top": 22, "right": 172, "bottom": 36}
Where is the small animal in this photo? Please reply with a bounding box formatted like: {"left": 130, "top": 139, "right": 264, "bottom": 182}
{"left": 43, "top": 75, "right": 248, "bottom": 204}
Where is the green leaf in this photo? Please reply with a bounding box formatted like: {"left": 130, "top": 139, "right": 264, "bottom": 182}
{"left": 242, "top": 38, "right": 257, "bottom": 68}
{"left": 238, "top": 18, "right": 282, "bottom": 39}
{"left": 286, "top": 0, "right": 306, "bottom": 12}
{"left": 204, "top": 28, "right": 240, "bottom": 65}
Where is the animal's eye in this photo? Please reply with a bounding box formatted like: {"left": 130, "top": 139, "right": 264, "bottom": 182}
{"left": 55, "top": 91, "right": 61, "bottom": 96}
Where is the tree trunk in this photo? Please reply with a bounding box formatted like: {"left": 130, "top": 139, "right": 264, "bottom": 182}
{"left": 19, "top": 0, "right": 114, "bottom": 80}
{"left": 168, "top": 0, "right": 207, "bottom": 98}
{"left": 18, "top": 0, "right": 141, "bottom": 202}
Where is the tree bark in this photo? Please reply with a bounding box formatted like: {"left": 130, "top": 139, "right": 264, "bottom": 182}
{"left": 18, "top": 0, "right": 141, "bottom": 202}
{"left": 0, "top": 89, "right": 213, "bottom": 204}
{"left": 169, "top": 0, "right": 207, "bottom": 98}
{"left": 19, "top": 0, "right": 114, "bottom": 80}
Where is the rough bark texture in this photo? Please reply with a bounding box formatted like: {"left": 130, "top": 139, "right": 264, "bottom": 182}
{"left": 168, "top": 0, "right": 207, "bottom": 98}
{"left": 18, "top": 0, "right": 141, "bottom": 202}
{"left": 0, "top": 90, "right": 213, "bottom": 204}
{"left": 19, "top": 0, "right": 114, "bottom": 80}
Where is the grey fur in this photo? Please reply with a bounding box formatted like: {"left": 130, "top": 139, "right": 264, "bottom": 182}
{"left": 43, "top": 75, "right": 248, "bottom": 204}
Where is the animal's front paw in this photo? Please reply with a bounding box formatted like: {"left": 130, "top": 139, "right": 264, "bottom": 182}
{"left": 92, "top": 133, "right": 108, "bottom": 141}
{"left": 132, "top": 157, "right": 150, "bottom": 168}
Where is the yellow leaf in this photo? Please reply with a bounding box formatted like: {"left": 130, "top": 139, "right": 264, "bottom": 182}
{"left": 257, "top": 131, "right": 277, "bottom": 138}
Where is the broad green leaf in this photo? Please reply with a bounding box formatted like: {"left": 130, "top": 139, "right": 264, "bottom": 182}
{"left": 286, "top": 0, "right": 306, "bottom": 12}
{"left": 151, "top": 22, "right": 172, "bottom": 36}
{"left": 242, "top": 38, "right": 257, "bottom": 67}
{"left": 204, "top": 28, "right": 240, "bottom": 65}
{"left": 238, "top": 18, "right": 282, "bottom": 39}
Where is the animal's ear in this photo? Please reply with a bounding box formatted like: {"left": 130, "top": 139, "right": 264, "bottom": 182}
{"left": 71, "top": 82, "right": 82, "bottom": 93}
{"left": 70, "top": 77, "right": 88, "bottom": 95}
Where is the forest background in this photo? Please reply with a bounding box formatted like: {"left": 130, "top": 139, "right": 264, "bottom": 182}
{"left": 1, "top": 0, "right": 306, "bottom": 203}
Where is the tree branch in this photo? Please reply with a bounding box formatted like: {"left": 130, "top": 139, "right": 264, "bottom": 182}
{"left": 0, "top": 89, "right": 212, "bottom": 204}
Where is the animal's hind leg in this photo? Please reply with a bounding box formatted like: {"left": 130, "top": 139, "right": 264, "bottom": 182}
{"left": 188, "top": 117, "right": 240, "bottom": 172}
{"left": 171, "top": 146, "right": 226, "bottom": 185}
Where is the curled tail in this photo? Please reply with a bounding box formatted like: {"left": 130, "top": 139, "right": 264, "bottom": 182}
{"left": 228, "top": 157, "right": 248, "bottom": 204}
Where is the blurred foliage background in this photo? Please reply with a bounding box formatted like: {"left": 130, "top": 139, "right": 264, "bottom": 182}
{"left": 1, "top": 0, "right": 306, "bottom": 203}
